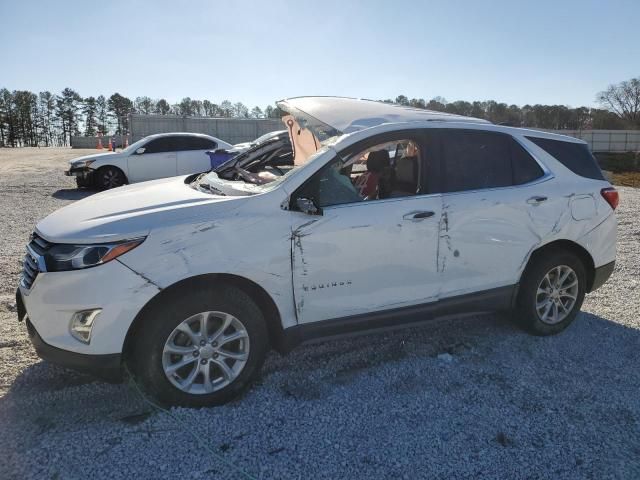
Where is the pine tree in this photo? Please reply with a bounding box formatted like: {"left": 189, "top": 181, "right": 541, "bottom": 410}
{"left": 107, "top": 93, "right": 134, "bottom": 134}
{"left": 83, "top": 96, "right": 98, "bottom": 136}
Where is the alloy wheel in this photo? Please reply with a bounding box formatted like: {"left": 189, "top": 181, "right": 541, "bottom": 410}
{"left": 102, "top": 169, "right": 123, "bottom": 188}
{"left": 535, "top": 265, "right": 579, "bottom": 325}
{"left": 162, "top": 311, "right": 250, "bottom": 394}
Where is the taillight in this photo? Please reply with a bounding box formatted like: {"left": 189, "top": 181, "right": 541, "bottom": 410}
{"left": 601, "top": 187, "right": 619, "bottom": 210}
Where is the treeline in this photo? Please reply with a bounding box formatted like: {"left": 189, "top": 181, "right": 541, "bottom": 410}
{"left": 0, "top": 88, "right": 284, "bottom": 147}
{"left": 383, "top": 96, "right": 629, "bottom": 131}
{"left": 1, "top": 77, "right": 638, "bottom": 147}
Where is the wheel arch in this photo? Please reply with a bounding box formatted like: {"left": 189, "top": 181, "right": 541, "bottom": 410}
{"left": 522, "top": 239, "right": 596, "bottom": 292}
{"left": 122, "top": 273, "right": 286, "bottom": 363}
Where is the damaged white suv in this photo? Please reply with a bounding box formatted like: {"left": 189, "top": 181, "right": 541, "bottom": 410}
{"left": 17, "top": 97, "right": 617, "bottom": 407}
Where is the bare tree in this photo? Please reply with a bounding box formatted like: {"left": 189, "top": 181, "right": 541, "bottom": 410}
{"left": 190, "top": 99, "right": 203, "bottom": 116}
{"left": 233, "top": 102, "right": 249, "bottom": 118}
{"left": 597, "top": 77, "right": 640, "bottom": 127}
{"left": 219, "top": 100, "right": 233, "bottom": 118}
{"left": 202, "top": 100, "right": 218, "bottom": 117}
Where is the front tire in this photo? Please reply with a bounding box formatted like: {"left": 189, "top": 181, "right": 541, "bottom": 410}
{"left": 75, "top": 175, "right": 93, "bottom": 189}
{"left": 130, "top": 285, "right": 269, "bottom": 407}
{"left": 516, "top": 250, "right": 586, "bottom": 335}
{"left": 96, "top": 166, "right": 126, "bottom": 190}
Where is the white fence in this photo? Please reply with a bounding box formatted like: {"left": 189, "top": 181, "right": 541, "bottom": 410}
{"left": 129, "top": 114, "right": 283, "bottom": 145}
{"left": 72, "top": 120, "right": 640, "bottom": 153}
{"left": 544, "top": 130, "right": 640, "bottom": 153}
{"left": 71, "top": 136, "right": 125, "bottom": 149}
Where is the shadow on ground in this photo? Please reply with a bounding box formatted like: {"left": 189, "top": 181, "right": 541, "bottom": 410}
{"left": 51, "top": 188, "right": 97, "bottom": 200}
{"left": 1, "top": 310, "right": 638, "bottom": 479}
{"left": 4, "top": 310, "right": 639, "bottom": 404}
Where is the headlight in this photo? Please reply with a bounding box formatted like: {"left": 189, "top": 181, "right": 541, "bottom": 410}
{"left": 44, "top": 238, "right": 144, "bottom": 272}
{"left": 71, "top": 159, "right": 95, "bottom": 169}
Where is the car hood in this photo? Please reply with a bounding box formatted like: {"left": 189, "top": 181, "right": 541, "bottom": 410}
{"left": 36, "top": 176, "right": 245, "bottom": 244}
{"left": 68, "top": 151, "right": 119, "bottom": 166}
{"left": 276, "top": 96, "right": 489, "bottom": 135}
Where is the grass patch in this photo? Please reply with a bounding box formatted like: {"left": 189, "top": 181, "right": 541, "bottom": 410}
{"left": 603, "top": 170, "right": 640, "bottom": 188}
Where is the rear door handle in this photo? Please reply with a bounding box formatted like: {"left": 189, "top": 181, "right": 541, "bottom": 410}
{"left": 403, "top": 211, "right": 435, "bottom": 220}
{"left": 527, "top": 196, "right": 547, "bottom": 205}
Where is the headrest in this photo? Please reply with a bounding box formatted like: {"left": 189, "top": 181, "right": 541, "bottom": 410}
{"left": 367, "top": 150, "right": 390, "bottom": 172}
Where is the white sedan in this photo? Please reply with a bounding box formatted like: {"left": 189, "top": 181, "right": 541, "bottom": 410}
{"left": 66, "top": 132, "right": 232, "bottom": 189}
{"left": 228, "top": 130, "right": 288, "bottom": 153}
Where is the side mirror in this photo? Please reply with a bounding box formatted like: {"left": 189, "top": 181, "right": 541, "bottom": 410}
{"left": 296, "top": 197, "right": 321, "bottom": 215}
{"left": 135, "top": 147, "right": 146, "bottom": 155}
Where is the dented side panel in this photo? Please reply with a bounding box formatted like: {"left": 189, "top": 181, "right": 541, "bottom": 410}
{"left": 575, "top": 210, "right": 617, "bottom": 268}
{"left": 118, "top": 188, "right": 300, "bottom": 331}
{"left": 437, "top": 176, "right": 614, "bottom": 299}
{"left": 290, "top": 195, "right": 443, "bottom": 324}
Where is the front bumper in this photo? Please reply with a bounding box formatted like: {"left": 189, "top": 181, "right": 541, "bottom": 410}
{"left": 65, "top": 166, "right": 95, "bottom": 182}
{"left": 17, "top": 258, "right": 160, "bottom": 356}
{"left": 23, "top": 312, "right": 122, "bottom": 382}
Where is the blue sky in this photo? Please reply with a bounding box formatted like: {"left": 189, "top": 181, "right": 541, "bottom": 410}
{"left": 1, "top": 0, "right": 638, "bottom": 109}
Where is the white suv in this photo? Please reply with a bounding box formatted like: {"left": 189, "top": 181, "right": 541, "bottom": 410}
{"left": 17, "top": 97, "right": 617, "bottom": 407}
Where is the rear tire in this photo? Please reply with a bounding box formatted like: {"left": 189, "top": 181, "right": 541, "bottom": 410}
{"left": 516, "top": 250, "right": 586, "bottom": 335}
{"left": 96, "top": 166, "right": 126, "bottom": 190}
{"left": 129, "top": 285, "right": 269, "bottom": 407}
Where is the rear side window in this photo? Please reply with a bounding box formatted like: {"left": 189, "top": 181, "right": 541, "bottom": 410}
{"left": 526, "top": 136, "right": 605, "bottom": 180}
{"left": 171, "top": 136, "right": 217, "bottom": 151}
{"left": 441, "top": 131, "right": 511, "bottom": 192}
{"left": 511, "top": 139, "right": 544, "bottom": 185}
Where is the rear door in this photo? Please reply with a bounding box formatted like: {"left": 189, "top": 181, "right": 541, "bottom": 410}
{"left": 433, "top": 129, "right": 560, "bottom": 298}
{"left": 127, "top": 137, "right": 177, "bottom": 182}
{"left": 176, "top": 136, "right": 218, "bottom": 175}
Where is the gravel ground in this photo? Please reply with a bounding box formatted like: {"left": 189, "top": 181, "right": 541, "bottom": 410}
{"left": 0, "top": 148, "right": 639, "bottom": 479}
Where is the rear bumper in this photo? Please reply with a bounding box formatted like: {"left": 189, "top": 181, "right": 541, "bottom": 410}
{"left": 23, "top": 312, "right": 122, "bottom": 382}
{"left": 590, "top": 260, "right": 615, "bottom": 292}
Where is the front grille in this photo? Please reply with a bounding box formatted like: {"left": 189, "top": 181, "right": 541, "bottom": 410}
{"left": 20, "top": 232, "right": 53, "bottom": 290}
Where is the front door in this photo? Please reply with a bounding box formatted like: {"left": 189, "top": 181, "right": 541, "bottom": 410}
{"left": 290, "top": 133, "right": 442, "bottom": 324}
{"left": 127, "top": 137, "right": 177, "bottom": 182}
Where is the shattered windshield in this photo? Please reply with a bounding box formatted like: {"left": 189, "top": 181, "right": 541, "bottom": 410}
{"left": 194, "top": 144, "right": 334, "bottom": 196}
{"left": 248, "top": 144, "right": 336, "bottom": 192}
{"left": 190, "top": 106, "right": 341, "bottom": 197}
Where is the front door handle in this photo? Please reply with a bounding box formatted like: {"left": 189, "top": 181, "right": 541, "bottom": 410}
{"left": 527, "top": 196, "right": 548, "bottom": 205}
{"left": 403, "top": 210, "right": 435, "bottom": 220}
